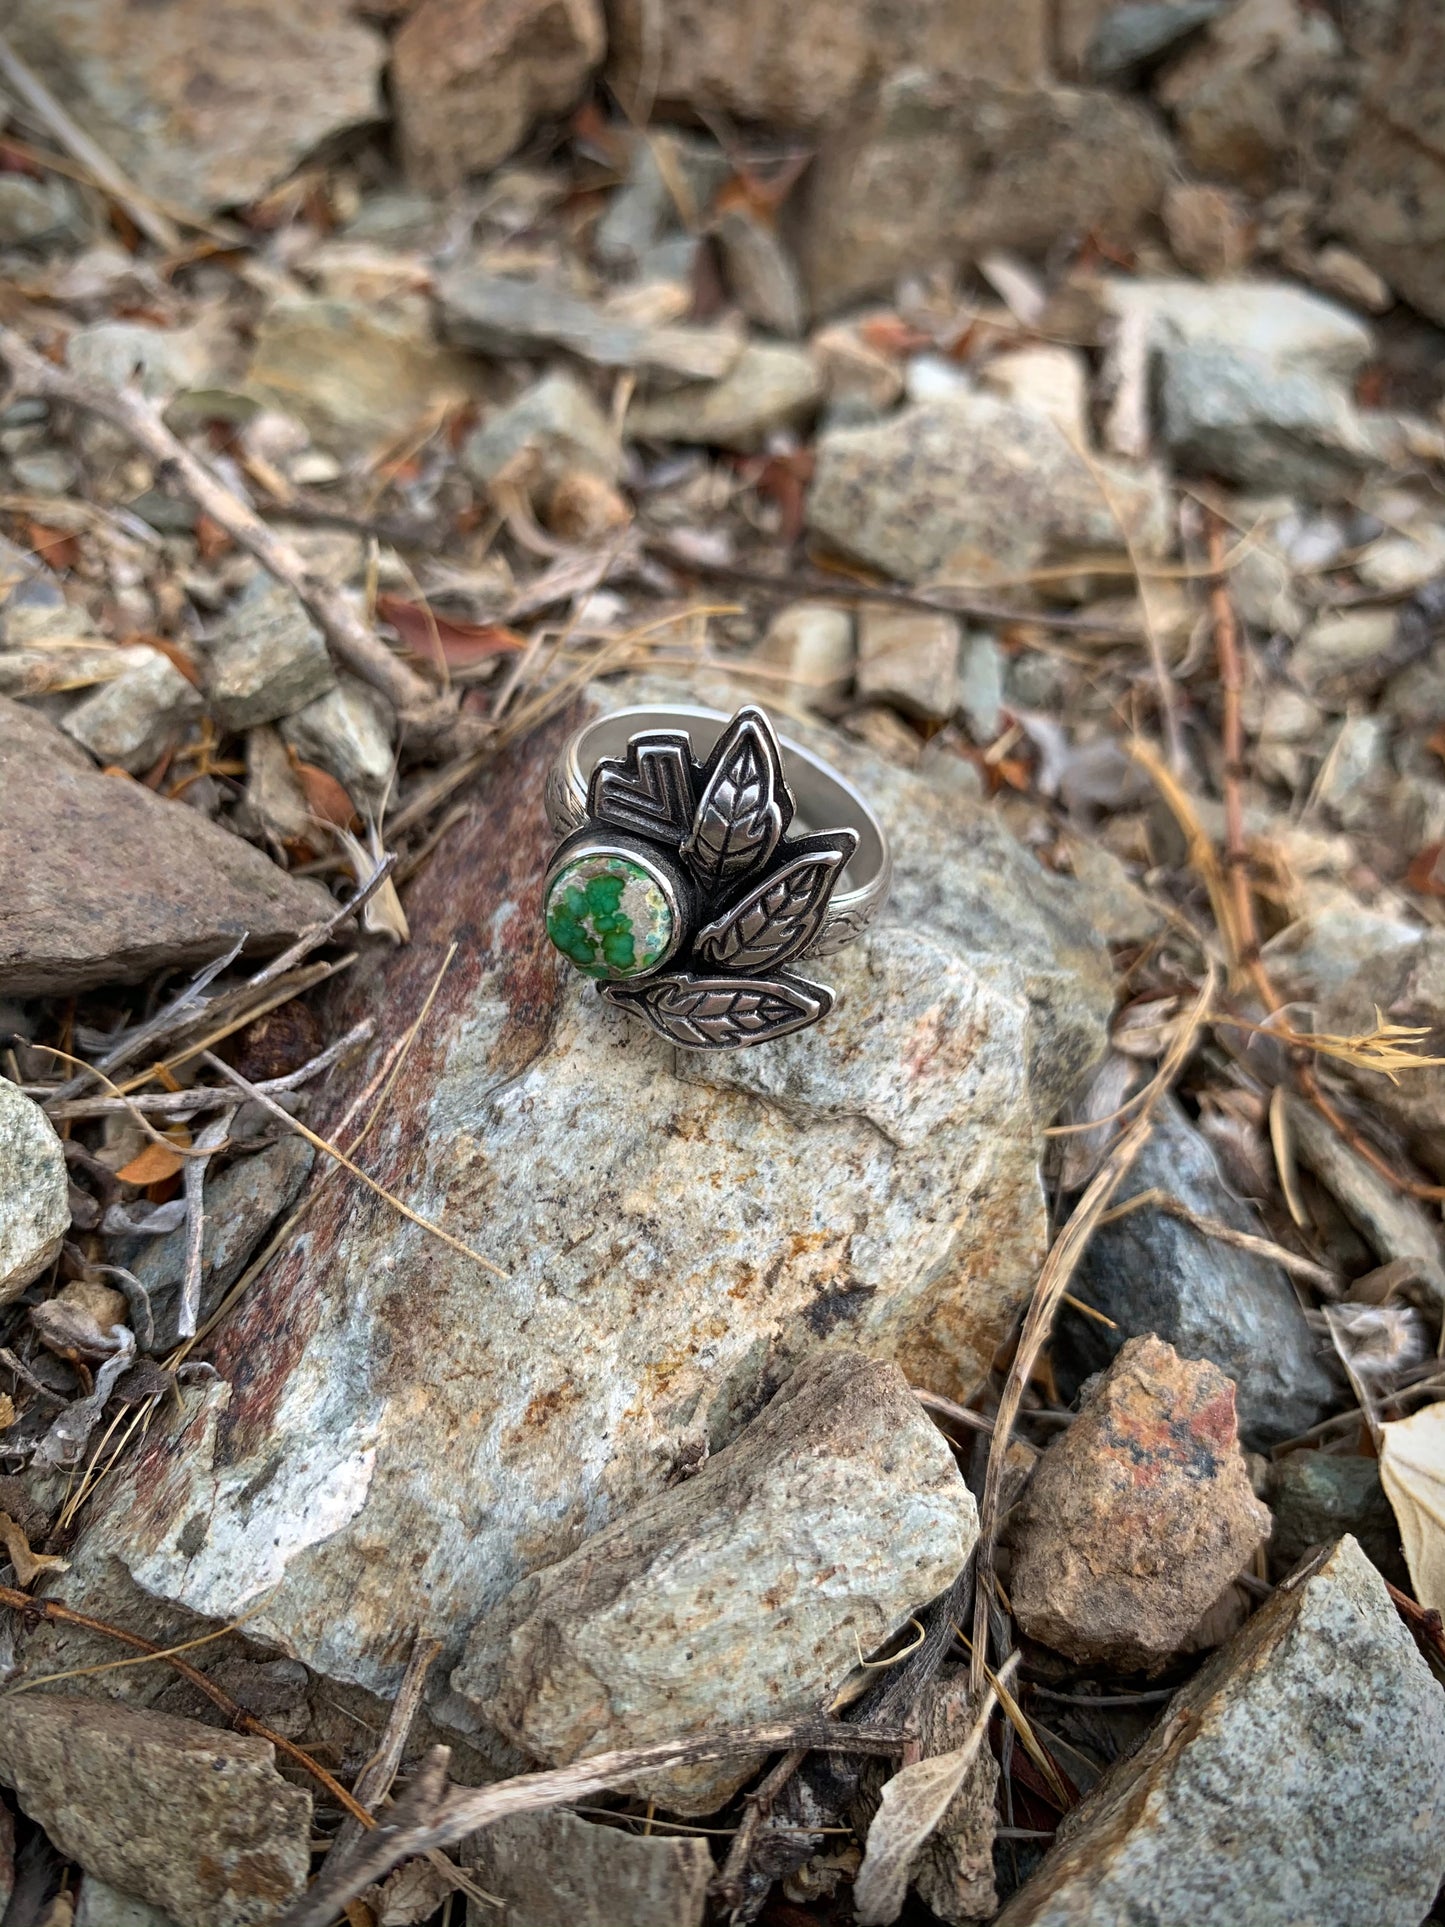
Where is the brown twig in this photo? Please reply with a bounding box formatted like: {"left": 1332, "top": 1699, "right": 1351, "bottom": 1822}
{"left": 711, "top": 1746, "right": 811, "bottom": 1906}
{"left": 1208, "top": 513, "right": 1270, "bottom": 1001}
{"left": 1094, "top": 1186, "right": 1344, "bottom": 1294}
{"left": 0, "top": 326, "right": 454, "bottom": 740}
{"left": 273, "top": 1723, "right": 908, "bottom": 1927}
{"left": 969, "top": 967, "right": 1218, "bottom": 1693}
{"left": 1385, "top": 1580, "right": 1445, "bottom": 1669}
{"left": 332, "top": 1634, "right": 442, "bottom": 1854}
{"left": 0, "top": 1585, "right": 373, "bottom": 1827}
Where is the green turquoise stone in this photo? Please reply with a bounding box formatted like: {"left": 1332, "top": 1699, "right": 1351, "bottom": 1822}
{"left": 545, "top": 851, "right": 674, "bottom": 980}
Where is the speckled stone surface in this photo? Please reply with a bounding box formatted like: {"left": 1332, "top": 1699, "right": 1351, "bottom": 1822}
{"left": 45, "top": 675, "right": 1111, "bottom": 1724}
{"left": 996, "top": 1537, "right": 1445, "bottom": 1927}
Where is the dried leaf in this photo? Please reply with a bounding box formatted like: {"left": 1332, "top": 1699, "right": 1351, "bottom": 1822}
{"left": 25, "top": 520, "right": 80, "bottom": 571}
{"left": 293, "top": 758, "right": 360, "bottom": 831}
{"left": 32, "top": 1331, "right": 136, "bottom": 1472}
{"left": 377, "top": 593, "right": 525, "bottom": 672}
{"left": 363, "top": 1857, "right": 455, "bottom": 1926}
{"left": 194, "top": 511, "right": 232, "bottom": 560}
{"left": 1405, "top": 842, "right": 1445, "bottom": 897}
{"left": 0, "top": 1511, "right": 70, "bottom": 1588}
{"left": 1379, "top": 1402, "right": 1445, "bottom": 1614}
{"left": 114, "top": 1133, "right": 190, "bottom": 1185}
{"left": 0, "top": 1395, "right": 13, "bottom": 1430}
{"left": 853, "top": 1668, "right": 1006, "bottom": 1926}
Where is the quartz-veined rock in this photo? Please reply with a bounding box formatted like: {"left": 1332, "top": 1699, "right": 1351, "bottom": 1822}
{"left": 47, "top": 677, "right": 1109, "bottom": 1714}
{"left": 0, "top": 1078, "right": 68, "bottom": 1304}
{"left": 456, "top": 1350, "right": 975, "bottom": 1811}
{"left": 996, "top": 1537, "right": 1445, "bottom": 1927}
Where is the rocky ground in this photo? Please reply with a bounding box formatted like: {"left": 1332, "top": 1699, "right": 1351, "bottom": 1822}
{"left": 0, "top": 0, "right": 1443, "bottom": 1923}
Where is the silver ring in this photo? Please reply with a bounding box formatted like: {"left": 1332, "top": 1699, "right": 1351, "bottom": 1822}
{"left": 543, "top": 703, "right": 892, "bottom": 1048}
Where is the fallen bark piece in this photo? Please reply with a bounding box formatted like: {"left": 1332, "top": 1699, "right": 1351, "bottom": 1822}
{"left": 1007, "top": 1335, "right": 1271, "bottom": 1669}
{"left": 0, "top": 697, "right": 334, "bottom": 995}
{"left": 454, "top": 1350, "right": 977, "bottom": 1814}
{"left": 0, "top": 1695, "right": 310, "bottom": 1927}
{"left": 0, "top": 1078, "right": 68, "bottom": 1303}
{"left": 996, "top": 1537, "right": 1445, "bottom": 1927}
{"left": 465, "top": 1807, "right": 711, "bottom": 1927}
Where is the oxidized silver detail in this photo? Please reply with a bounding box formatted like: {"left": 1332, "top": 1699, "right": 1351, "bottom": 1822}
{"left": 545, "top": 703, "right": 891, "bottom": 1048}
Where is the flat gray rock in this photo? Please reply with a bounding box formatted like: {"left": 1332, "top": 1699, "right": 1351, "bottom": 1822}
{"left": 1056, "top": 1095, "right": 1337, "bottom": 1447}
{"left": 808, "top": 392, "right": 1169, "bottom": 588}
{"left": 57, "top": 677, "right": 1109, "bottom": 1713}
{"left": 0, "top": 697, "right": 334, "bottom": 995}
{"left": 0, "top": 1079, "right": 68, "bottom": 1303}
{"left": 201, "top": 574, "right": 336, "bottom": 731}
{"left": 455, "top": 1351, "right": 977, "bottom": 1812}
{"left": 996, "top": 1537, "right": 1445, "bottom": 1927}
{"left": 0, "top": 1695, "right": 310, "bottom": 1927}
{"left": 61, "top": 650, "right": 202, "bottom": 775}
{"left": 466, "top": 1808, "right": 711, "bottom": 1927}
{"left": 625, "top": 343, "right": 823, "bottom": 451}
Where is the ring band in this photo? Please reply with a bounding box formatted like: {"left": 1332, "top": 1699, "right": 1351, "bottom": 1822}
{"left": 543, "top": 703, "right": 892, "bottom": 1048}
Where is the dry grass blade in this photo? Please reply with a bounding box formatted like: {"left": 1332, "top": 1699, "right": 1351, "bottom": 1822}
{"left": 201, "top": 1053, "right": 509, "bottom": 1280}
{"left": 1127, "top": 738, "right": 1239, "bottom": 968}
{"left": 969, "top": 965, "right": 1218, "bottom": 1693}
{"left": 1213, "top": 1010, "right": 1445, "bottom": 1082}
{"left": 1094, "top": 1185, "right": 1342, "bottom": 1294}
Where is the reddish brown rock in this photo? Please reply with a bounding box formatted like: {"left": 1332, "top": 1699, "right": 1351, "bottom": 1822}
{"left": 393, "top": 0, "right": 605, "bottom": 192}
{"left": 1007, "top": 1335, "right": 1271, "bottom": 1669}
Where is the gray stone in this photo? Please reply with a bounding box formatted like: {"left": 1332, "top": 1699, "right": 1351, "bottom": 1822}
{"left": 467, "top": 1809, "right": 711, "bottom": 1927}
{"left": 809, "top": 392, "right": 1169, "bottom": 588}
{"left": 1282, "top": 1095, "right": 1445, "bottom": 1300}
{"left": 1102, "top": 276, "right": 1375, "bottom": 380}
{"left": 1158, "top": 345, "right": 1380, "bottom": 498}
{"left": 958, "top": 634, "right": 1005, "bottom": 743}
{"left": 119, "top": 1139, "right": 315, "bottom": 1352}
{"left": 0, "top": 1078, "right": 68, "bottom": 1304}
{"left": 1266, "top": 1453, "right": 1406, "bottom": 1586}
{"left": 995, "top": 1537, "right": 1445, "bottom": 1927}
{"left": 1332, "top": 0, "right": 1445, "bottom": 326}
{"left": 245, "top": 297, "right": 482, "bottom": 456}
{"left": 3, "top": 0, "right": 383, "bottom": 217}
{"left": 1057, "top": 1094, "right": 1337, "bottom": 1447}
{"left": 462, "top": 372, "right": 622, "bottom": 498}
{"left": 1313, "top": 713, "right": 1389, "bottom": 825}
{"left": 0, "top": 1695, "right": 310, "bottom": 1927}
{"left": 202, "top": 575, "right": 335, "bottom": 731}
{"left": 56, "top": 676, "right": 1110, "bottom": 1715}
{"left": 625, "top": 343, "right": 823, "bottom": 451}
{"left": 594, "top": 132, "right": 730, "bottom": 272}
{"left": 1291, "top": 608, "right": 1396, "bottom": 700}
{"left": 750, "top": 601, "right": 854, "bottom": 709}
{"left": 857, "top": 605, "right": 960, "bottom": 723}
{"left": 392, "top": 0, "right": 603, "bottom": 194}
{"left": 0, "top": 174, "right": 85, "bottom": 248}
{"left": 799, "top": 75, "right": 1171, "bottom": 314}
{"left": 454, "top": 1351, "right": 976, "bottom": 1811}
{"left": 65, "top": 322, "right": 218, "bottom": 406}
{"left": 712, "top": 209, "right": 806, "bottom": 338}
{"left": 0, "top": 697, "right": 333, "bottom": 995}
{"left": 75, "top": 1876, "right": 178, "bottom": 1927}
{"left": 438, "top": 268, "right": 744, "bottom": 387}
{"left": 607, "top": 0, "right": 1047, "bottom": 128}
{"left": 61, "top": 650, "right": 202, "bottom": 774}
{"left": 1262, "top": 906, "right": 1422, "bottom": 1005}
{"left": 9, "top": 448, "right": 79, "bottom": 494}
{"left": 1085, "top": 0, "right": 1223, "bottom": 80}
{"left": 280, "top": 675, "right": 393, "bottom": 814}
{"left": 1007, "top": 1336, "right": 1271, "bottom": 1670}
{"left": 242, "top": 724, "right": 313, "bottom": 850}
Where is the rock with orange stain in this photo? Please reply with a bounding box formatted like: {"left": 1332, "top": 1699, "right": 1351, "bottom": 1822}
{"left": 1007, "top": 1335, "right": 1271, "bottom": 1670}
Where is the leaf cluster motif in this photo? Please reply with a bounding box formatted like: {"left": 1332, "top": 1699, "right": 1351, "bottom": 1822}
{"left": 589, "top": 706, "right": 857, "bottom": 1048}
